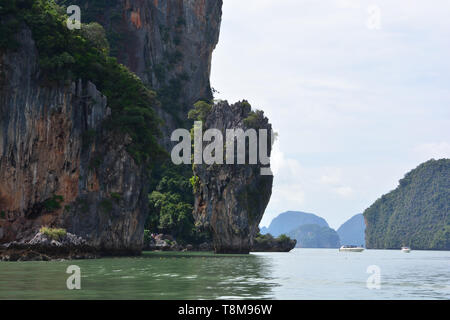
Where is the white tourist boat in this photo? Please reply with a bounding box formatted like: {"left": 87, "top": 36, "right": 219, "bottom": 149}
{"left": 401, "top": 247, "right": 411, "bottom": 253}
{"left": 339, "top": 245, "right": 365, "bottom": 252}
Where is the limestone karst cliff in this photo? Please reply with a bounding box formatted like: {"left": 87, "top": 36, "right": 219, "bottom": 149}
{"left": 0, "top": 0, "right": 223, "bottom": 255}
{"left": 60, "top": 0, "right": 223, "bottom": 148}
{"left": 68, "top": 0, "right": 222, "bottom": 103}
{"left": 192, "top": 101, "right": 274, "bottom": 254}
{"left": 1, "top": 0, "right": 276, "bottom": 256}
{"left": 0, "top": 26, "right": 148, "bottom": 254}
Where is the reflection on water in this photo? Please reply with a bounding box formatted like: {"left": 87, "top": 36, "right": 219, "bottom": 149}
{"left": 0, "top": 249, "right": 449, "bottom": 300}
{"left": 0, "top": 252, "right": 277, "bottom": 300}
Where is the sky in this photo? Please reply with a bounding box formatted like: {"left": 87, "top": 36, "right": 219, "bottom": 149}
{"left": 210, "top": 0, "right": 450, "bottom": 229}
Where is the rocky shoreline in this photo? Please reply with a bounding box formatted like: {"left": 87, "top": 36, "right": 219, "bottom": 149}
{"left": 0, "top": 232, "right": 98, "bottom": 261}
{"left": 144, "top": 233, "right": 297, "bottom": 253}
{"left": 1, "top": 231, "right": 297, "bottom": 261}
{"left": 143, "top": 233, "right": 213, "bottom": 252}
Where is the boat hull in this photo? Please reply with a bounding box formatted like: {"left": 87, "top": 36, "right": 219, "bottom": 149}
{"left": 339, "top": 248, "right": 364, "bottom": 252}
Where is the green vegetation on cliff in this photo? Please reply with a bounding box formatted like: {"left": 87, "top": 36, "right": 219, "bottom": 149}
{"left": 188, "top": 100, "right": 213, "bottom": 123}
{"left": 146, "top": 164, "right": 211, "bottom": 245}
{"left": 364, "top": 159, "right": 450, "bottom": 250}
{"left": 0, "top": 0, "right": 163, "bottom": 164}
{"left": 39, "top": 227, "right": 67, "bottom": 240}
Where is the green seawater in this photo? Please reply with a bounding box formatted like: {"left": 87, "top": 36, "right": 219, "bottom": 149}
{"left": 0, "top": 249, "right": 449, "bottom": 299}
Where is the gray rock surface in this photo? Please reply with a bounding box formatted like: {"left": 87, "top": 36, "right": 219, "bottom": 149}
{"left": 143, "top": 233, "right": 212, "bottom": 252}
{"left": 0, "top": 231, "right": 97, "bottom": 261}
{"left": 67, "top": 0, "right": 223, "bottom": 148}
{"left": 193, "top": 101, "right": 274, "bottom": 253}
{"left": 0, "top": 28, "right": 147, "bottom": 254}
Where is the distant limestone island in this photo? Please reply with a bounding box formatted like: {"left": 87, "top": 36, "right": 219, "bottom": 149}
{"left": 364, "top": 159, "right": 449, "bottom": 250}
{"left": 260, "top": 211, "right": 365, "bottom": 249}
{"left": 262, "top": 159, "right": 450, "bottom": 251}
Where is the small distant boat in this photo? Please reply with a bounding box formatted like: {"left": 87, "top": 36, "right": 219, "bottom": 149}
{"left": 339, "top": 245, "right": 364, "bottom": 252}
{"left": 401, "top": 247, "right": 411, "bottom": 253}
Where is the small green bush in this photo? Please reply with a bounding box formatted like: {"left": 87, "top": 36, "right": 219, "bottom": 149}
{"left": 189, "top": 176, "right": 200, "bottom": 193}
{"left": 188, "top": 101, "right": 212, "bottom": 122}
{"left": 80, "top": 22, "right": 110, "bottom": 54}
{"left": 40, "top": 227, "right": 67, "bottom": 240}
{"left": 278, "top": 234, "right": 290, "bottom": 243}
{"left": 243, "top": 109, "right": 264, "bottom": 128}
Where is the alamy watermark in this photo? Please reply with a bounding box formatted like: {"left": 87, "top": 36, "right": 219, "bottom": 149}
{"left": 66, "top": 5, "right": 81, "bottom": 30}
{"left": 66, "top": 265, "right": 81, "bottom": 290}
{"left": 366, "top": 5, "right": 381, "bottom": 30}
{"left": 366, "top": 265, "right": 381, "bottom": 290}
{"left": 171, "top": 121, "right": 274, "bottom": 176}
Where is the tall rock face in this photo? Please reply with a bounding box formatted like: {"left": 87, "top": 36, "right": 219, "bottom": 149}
{"left": 192, "top": 101, "right": 274, "bottom": 254}
{"left": 364, "top": 159, "right": 450, "bottom": 250}
{"left": 0, "top": 1, "right": 223, "bottom": 255}
{"left": 0, "top": 28, "right": 146, "bottom": 254}
{"left": 65, "top": 0, "right": 223, "bottom": 147}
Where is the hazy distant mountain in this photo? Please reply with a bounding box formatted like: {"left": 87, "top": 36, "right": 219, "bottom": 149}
{"left": 261, "top": 211, "right": 329, "bottom": 237}
{"left": 337, "top": 214, "right": 366, "bottom": 246}
{"left": 288, "top": 224, "right": 341, "bottom": 248}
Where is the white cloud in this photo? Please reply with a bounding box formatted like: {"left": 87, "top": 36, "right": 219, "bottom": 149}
{"left": 335, "top": 0, "right": 361, "bottom": 9}
{"left": 334, "top": 186, "right": 354, "bottom": 197}
{"left": 320, "top": 168, "right": 343, "bottom": 185}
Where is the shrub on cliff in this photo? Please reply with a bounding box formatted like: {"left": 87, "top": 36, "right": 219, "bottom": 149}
{"left": 146, "top": 164, "right": 211, "bottom": 245}
{"left": 188, "top": 100, "right": 213, "bottom": 123}
{"left": 80, "top": 21, "right": 110, "bottom": 54}
{"left": 243, "top": 109, "right": 266, "bottom": 129}
{"left": 39, "top": 227, "right": 67, "bottom": 241}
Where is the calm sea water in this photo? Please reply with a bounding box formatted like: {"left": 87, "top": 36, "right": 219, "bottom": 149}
{"left": 0, "top": 249, "right": 449, "bottom": 300}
